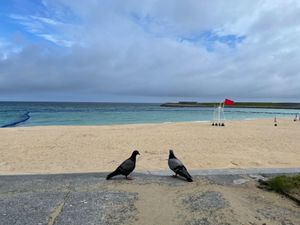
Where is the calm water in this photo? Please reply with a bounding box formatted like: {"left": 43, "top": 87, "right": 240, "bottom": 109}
{"left": 0, "top": 102, "right": 299, "bottom": 127}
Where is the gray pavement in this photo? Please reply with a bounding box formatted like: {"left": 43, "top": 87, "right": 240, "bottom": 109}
{"left": 0, "top": 168, "right": 299, "bottom": 225}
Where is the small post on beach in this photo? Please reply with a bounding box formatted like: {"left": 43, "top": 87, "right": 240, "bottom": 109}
{"left": 294, "top": 114, "right": 298, "bottom": 122}
{"left": 217, "top": 104, "right": 220, "bottom": 126}
{"left": 274, "top": 116, "right": 277, "bottom": 126}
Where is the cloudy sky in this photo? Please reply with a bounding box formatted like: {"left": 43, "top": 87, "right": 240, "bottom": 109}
{"left": 0, "top": 0, "right": 299, "bottom": 103}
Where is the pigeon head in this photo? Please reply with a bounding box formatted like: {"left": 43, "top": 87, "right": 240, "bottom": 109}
{"left": 169, "top": 150, "right": 176, "bottom": 159}
{"left": 129, "top": 150, "right": 140, "bottom": 161}
{"left": 130, "top": 150, "right": 140, "bottom": 158}
{"left": 132, "top": 150, "right": 140, "bottom": 156}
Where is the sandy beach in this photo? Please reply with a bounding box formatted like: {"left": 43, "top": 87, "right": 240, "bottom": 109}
{"left": 0, "top": 118, "right": 299, "bottom": 175}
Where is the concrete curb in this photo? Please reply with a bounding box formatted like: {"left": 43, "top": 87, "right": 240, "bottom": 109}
{"left": 0, "top": 167, "right": 299, "bottom": 178}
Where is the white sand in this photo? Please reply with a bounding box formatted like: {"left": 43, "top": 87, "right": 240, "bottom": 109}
{"left": 0, "top": 118, "right": 299, "bottom": 174}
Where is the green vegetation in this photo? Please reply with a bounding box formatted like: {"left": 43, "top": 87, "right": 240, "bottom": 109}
{"left": 265, "top": 174, "right": 300, "bottom": 193}
{"left": 259, "top": 174, "right": 300, "bottom": 205}
{"left": 160, "top": 102, "right": 300, "bottom": 109}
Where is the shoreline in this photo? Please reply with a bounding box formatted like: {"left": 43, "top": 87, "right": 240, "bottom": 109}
{"left": 1, "top": 118, "right": 299, "bottom": 175}
{"left": 1, "top": 116, "right": 293, "bottom": 129}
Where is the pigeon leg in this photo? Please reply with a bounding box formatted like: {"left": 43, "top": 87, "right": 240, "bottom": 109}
{"left": 172, "top": 174, "right": 178, "bottom": 178}
{"left": 126, "top": 176, "right": 133, "bottom": 180}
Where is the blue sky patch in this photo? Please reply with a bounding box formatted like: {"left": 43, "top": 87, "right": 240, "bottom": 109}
{"left": 181, "top": 31, "right": 246, "bottom": 51}
{"left": 0, "top": 0, "right": 81, "bottom": 47}
{"left": 130, "top": 12, "right": 246, "bottom": 51}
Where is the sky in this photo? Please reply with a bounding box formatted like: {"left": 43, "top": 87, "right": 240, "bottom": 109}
{"left": 0, "top": 0, "right": 300, "bottom": 103}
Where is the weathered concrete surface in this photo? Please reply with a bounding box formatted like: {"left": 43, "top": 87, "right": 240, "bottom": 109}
{"left": 0, "top": 169, "right": 299, "bottom": 225}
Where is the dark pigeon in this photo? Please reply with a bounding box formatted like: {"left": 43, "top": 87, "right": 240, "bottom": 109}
{"left": 168, "top": 150, "right": 193, "bottom": 182}
{"left": 106, "top": 150, "right": 140, "bottom": 180}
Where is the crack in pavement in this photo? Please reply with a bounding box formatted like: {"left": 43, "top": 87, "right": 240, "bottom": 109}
{"left": 47, "top": 189, "right": 71, "bottom": 225}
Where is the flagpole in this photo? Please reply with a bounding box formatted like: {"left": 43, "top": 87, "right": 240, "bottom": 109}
{"left": 222, "top": 103, "right": 225, "bottom": 125}
{"left": 212, "top": 104, "right": 217, "bottom": 125}
{"left": 212, "top": 106, "right": 215, "bottom": 125}
{"left": 223, "top": 102, "right": 225, "bottom": 123}
{"left": 218, "top": 102, "right": 221, "bottom": 125}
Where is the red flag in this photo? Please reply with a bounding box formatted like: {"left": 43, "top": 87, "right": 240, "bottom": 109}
{"left": 224, "top": 99, "right": 234, "bottom": 106}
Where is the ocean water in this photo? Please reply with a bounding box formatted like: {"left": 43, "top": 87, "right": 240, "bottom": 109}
{"left": 0, "top": 102, "right": 299, "bottom": 127}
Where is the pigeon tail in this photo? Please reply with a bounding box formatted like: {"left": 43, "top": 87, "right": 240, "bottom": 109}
{"left": 185, "top": 176, "right": 193, "bottom": 182}
{"left": 177, "top": 166, "right": 193, "bottom": 182}
{"left": 106, "top": 169, "right": 121, "bottom": 180}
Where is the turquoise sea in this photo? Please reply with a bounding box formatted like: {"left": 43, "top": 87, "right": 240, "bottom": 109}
{"left": 0, "top": 102, "right": 299, "bottom": 127}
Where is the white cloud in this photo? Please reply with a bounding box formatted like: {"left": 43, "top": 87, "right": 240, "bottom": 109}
{"left": 0, "top": 39, "right": 22, "bottom": 60}
{"left": 9, "top": 12, "right": 75, "bottom": 47}
{"left": 30, "top": 16, "right": 61, "bottom": 25}
{"left": 38, "top": 34, "right": 74, "bottom": 47}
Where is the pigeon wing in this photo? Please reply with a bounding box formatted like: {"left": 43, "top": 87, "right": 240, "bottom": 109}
{"left": 169, "top": 158, "right": 193, "bottom": 182}
{"left": 118, "top": 159, "right": 135, "bottom": 175}
{"left": 168, "top": 158, "right": 183, "bottom": 172}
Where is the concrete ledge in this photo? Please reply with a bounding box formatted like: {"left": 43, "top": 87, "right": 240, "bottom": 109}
{"left": 0, "top": 167, "right": 299, "bottom": 179}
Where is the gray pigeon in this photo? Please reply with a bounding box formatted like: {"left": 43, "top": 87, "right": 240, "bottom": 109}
{"left": 106, "top": 150, "right": 140, "bottom": 180}
{"left": 168, "top": 150, "right": 193, "bottom": 182}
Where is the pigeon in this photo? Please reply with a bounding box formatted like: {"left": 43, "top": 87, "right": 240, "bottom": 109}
{"left": 106, "top": 150, "right": 140, "bottom": 180}
{"left": 168, "top": 150, "right": 193, "bottom": 182}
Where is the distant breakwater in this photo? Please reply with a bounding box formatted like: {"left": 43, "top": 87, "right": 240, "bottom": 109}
{"left": 1, "top": 112, "right": 30, "bottom": 128}
{"left": 161, "top": 102, "right": 300, "bottom": 109}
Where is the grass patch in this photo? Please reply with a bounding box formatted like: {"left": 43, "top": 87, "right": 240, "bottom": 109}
{"left": 265, "top": 174, "right": 300, "bottom": 193}
{"left": 259, "top": 174, "right": 300, "bottom": 205}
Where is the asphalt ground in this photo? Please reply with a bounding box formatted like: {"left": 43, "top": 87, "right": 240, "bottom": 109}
{"left": 1, "top": 168, "right": 299, "bottom": 225}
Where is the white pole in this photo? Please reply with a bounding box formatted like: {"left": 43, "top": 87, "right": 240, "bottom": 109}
{"left": 212, "top": 107, "right": 216, "bottom": 124}
{"left": 213, "top": 105, "right": 216, "bottom": 124}
{"left": 222, "top": 102, "right": 226, "bottom": 123}
{"left": 215, "top": 107, "right": 216, "bottom": 123}
{"left": 218, "top": 103, "right": 221, "bottom": 125}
